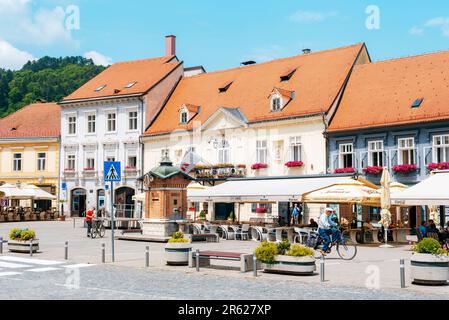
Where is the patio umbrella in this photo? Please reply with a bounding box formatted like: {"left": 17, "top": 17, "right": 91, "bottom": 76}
{"left": 25, "top": 184, "right": 56, "bottom": 200}
{"left": 0, "top": 183, "right": 35, "bottom": 200}
{"left": 380, "top": 168, "right": 393, "bottom": 248}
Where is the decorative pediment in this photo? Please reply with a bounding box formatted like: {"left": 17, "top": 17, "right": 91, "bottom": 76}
{"left": 201, "top": 107, "right": 248, "bottom": 131}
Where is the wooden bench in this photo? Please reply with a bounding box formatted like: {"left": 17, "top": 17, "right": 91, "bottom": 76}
{"left": 188, "top": 233, "right": 220, "bottom": 243}
{"left": 189, "top": 250, "right": 255, "bottom": 272}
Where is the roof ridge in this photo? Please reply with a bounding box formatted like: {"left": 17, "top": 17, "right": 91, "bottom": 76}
{"left": 0, "top": 102, "right": 57, "bottom": 121}
{"left": 361, "top": 48, "right": 449, "bottom": 66}
{"left": 185, "top": 43, "right": 364, "bottom": 79}
{"left": 113, "top": 55, "right": 175, "bottom": 65}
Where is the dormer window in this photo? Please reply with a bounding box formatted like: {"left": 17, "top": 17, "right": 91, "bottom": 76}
{"left": 180, "top": 109, "right": 189, "bottom": 124}
{"left": 271, "top": 95, "right": 282, "bottom": 112}
{"left": 95, "top": 85, "right": 106, "bottom": 92}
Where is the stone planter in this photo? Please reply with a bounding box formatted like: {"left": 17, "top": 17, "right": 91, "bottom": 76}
{"left": 262, "top": 255, "right": 316, "bottom": 275}
{"left": 165, "top": 242, "right": 192, "bottom": 266}
{"left": 58, "top": 215, "right": 66, "bottom": 221}
{"left": 8, "top": 239, "right": 39, "bottom": 253}
{"left": 411, "top": 253, "right": 449, "bottom": 286}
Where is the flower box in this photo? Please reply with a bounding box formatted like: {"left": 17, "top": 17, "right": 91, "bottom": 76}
{"left": 411, "top": 253, "right": 449, "bottom": 286}
{"left": 285, "top": 161, "right": 304, "bottom": 168}
{"left": 262, "top": 255, "right": 316, "bottom": 275}
{"left": 165, "top": 242, "right": 192, "bottom": 266}
{"left": 427, "top": 162, "right": 449, "bottom": 171}
{"left": 83, "top": 167, "right": 95, "bottom": 171}
{"left": 256, "top": 207, "right": 267, "bottom": 214}
{"left": 393, "top": 164, "right": 418, "bottom": 174}
{"left": 251, "top": 163, "right": 269, "bottom": 170}
{"left": 8, "top": 239, "right": 39, "bottom": 253}
{"left": 363, "top": 166, "right": 383, "bottom": 175}
{"left": 334, "top": 167, "right": 356, "bottom": 174}
{"left": 124, "top": 166, "right": 137, "bottom": 171}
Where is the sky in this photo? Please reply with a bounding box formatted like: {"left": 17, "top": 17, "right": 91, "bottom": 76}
{"left": 1, "top": 0, "right": 449, "bottom": 71}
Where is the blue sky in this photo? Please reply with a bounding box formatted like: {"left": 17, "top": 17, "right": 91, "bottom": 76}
{"left": 1, "top": 0, "right": 449, "bottom": 71}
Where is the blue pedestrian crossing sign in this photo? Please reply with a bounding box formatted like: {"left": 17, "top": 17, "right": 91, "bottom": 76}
{"left": 104, "top": 161, "right": 121, "bottom": 182}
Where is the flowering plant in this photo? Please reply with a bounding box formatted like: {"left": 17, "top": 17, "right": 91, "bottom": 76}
{"left": 427, "top": 162, "right": 449, "bottom": 171}
{"left": 251, "top": 163, "right": 269, "bottom": 170}
{"left": 64, "top": 168, "right": 75, "bottom": 172}
{"left": 334, "top": 167, "right": 356, "bottom": 174}
{"left": 285, "top": 161, "right": 304, "bottom": 168}
{"left": 392, "top": 164, "right": 417, "bottom": 173}
{"left": 83, "top": 167, "right": 95, "bottom": 171}
{"left": 125, "top": 166, "right": 137, "bottom": 170}
{"left": 363, "top": 166, "right": 383, "bottom": 174}
{"left": 256, "top": 207, "right": 267, "bottom": 214}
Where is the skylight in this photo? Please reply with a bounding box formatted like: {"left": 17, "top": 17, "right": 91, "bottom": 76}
{"left": 412, "top": 98, "right": 423, "bottom": 108}
{"left": 219, "top": 81, "right": 233, "bottom": 93}
{"left": 95, "top": 85, "right": 107, "bottom": 92}
{"left": 280, "top": 69, "right": 297, "bottom": 82}
{"left": 125, "top": 82, "right": 137, "bottom": 88}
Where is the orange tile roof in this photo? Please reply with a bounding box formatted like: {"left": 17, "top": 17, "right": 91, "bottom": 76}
{"left": 328, "top": 49, "right": 449, "bottom": 132}
{"left": 0, "top": 102, "right": 60, "bottom": 138}
{"left": 146, "top": 44, "right": 364, "bottom": 135}
{"left": 63, "top": 56, "right": 182, "bottom": 102}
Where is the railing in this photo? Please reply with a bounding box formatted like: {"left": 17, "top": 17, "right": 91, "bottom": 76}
{"left": 113, "top": 204, "right": 135, "bottom": 218}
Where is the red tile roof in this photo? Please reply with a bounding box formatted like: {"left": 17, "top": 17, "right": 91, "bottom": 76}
{"left": 62, "top": 56, "right": 182, "bottom": 102}
{"left": 146, "top": 43, "right": 365, "bottom": 135}
{"left": 0, "top": 102, "right": 60, "bottom": 138}
{"left": 328, "top": 49, "right": 449, "bottom": 132}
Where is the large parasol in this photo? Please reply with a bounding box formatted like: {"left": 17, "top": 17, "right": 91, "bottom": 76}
{"left": 379, "top": 168, "right": 393, "bottom": 248}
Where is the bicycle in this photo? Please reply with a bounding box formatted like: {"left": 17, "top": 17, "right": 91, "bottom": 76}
{"left": 310, "top": 227, "right": 358, "bottom": 260}
{"left": 90, "top": 218, "right": 106, "bottom": 239}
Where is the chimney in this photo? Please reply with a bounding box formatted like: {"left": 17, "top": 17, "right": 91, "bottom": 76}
{"left": 302, "top": 48, "right": 312, "bottom": 55}
{"left": 165, "top": 35, "right": 176, "bottom": 56}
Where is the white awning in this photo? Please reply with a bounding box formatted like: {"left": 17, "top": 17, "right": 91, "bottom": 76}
{"left": 187, "top": 176, "right": 357, "bottom": 203}
{"left": 132, "top": 193, "right": 146, "bottom": 202}
{"left": 392, "top": 170, "right": 449, "bottom": 206}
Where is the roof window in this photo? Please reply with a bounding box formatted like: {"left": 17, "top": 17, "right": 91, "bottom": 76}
{"left": 95, "top": 85, "right": 107, "bottom": 92}
{"left": 125, "top": 82, "right": 137, "bottom": 88}
{"left": 412, "top": 98, "right": 423, "bottom": 108}
{"left": 219, "top": 81, "right": 233, "bottom": 93}
{"left": 280, "top": 69, "right": 297, "bottom": 82}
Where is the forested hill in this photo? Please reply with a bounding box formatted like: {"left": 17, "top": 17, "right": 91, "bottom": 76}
{"left": 0, "top": 57, "right": 106, "bottom": 117}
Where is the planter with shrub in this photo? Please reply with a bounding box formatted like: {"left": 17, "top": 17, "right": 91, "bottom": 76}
{"left": 255, "top": 240, "right": 316, "bottom": 275}
{"left": 164, "top": 232, "right": 192, "bottom": 266}
{"left": 411, "top": 238, "right": 449, "bottom": 286}
{"left": 8, "top": 228, "right": 39, "bottom": 253}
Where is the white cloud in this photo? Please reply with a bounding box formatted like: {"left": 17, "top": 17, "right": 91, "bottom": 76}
{"left": 0, "top": 38, "right": 36, "bottom": 70}
{"left": 290, "top": 10, "right": 338, "bottom": 23}
{"left": 84, "top": 51, "right": 113, "bottom": 66}
{"left": 424, "top": 17, "right": 449, "bottom": 37}
{"left": 409, "top": 26, "right": 424, "bottom": 36}
{"left": 0, "top": 0, "right": 30, "bottom": 13}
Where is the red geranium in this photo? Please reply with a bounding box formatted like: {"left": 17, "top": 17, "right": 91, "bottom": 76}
{"left": 393, "top": 164, "right": 417, "bottom": 173}
{"left": 251, "top": 163, "right": 269, "bottom": 170}
{"left": 334, "top": 167, "right": 356, "bottom": 174}
{"left": 427, "top": 162, "right": 449, "bottom": 171}
{"left": 285, "top": 161, "right": 304, "bottom": 168}
{"left": 363, "top": 166, "right": 383, "bottom": 174}
{"left": 256, "top": 207, "right": 267, "bottom": 213}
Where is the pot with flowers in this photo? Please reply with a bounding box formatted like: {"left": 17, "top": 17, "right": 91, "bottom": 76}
{"left": 251, "top": 163, "right": 269, "bottom": 170}
{"left": 392, "top": 164, "right": 418, "bottom": 174}
{"left": 363, "top": 166, "right": 383, "bottom": 175}
{"left": 411, "top": 238, "right": 449, "bottom": 286}
{"left": 427, "top": 162, "right": 449, "bottom": 172}
{"left": 255, "top": 240, "right": 316, "bottom": 275}
{"left": 8, "top": 228, "right": 39, "bottom": 253}
{"left": 334, "top": 167, "right": 356, "bottom": 174}
{"left": 165, "top": 231, "right": 192, "bottom": 266}
{"left": 285, "top": 161, "right": 304, "bottom": 169}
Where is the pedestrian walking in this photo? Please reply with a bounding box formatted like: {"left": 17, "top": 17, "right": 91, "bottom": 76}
{"left": 85, "top": 207, "right": 95, "bottom": 238}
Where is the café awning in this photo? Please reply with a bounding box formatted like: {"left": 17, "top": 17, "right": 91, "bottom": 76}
{"left": 0, "top": 183, "right": 56, "bottom": 200}
{"left": 187, "top": 175, "right": 359, "bottom": 203}
{"left": 392, "top": 170, "right": 449, "bottom": 206}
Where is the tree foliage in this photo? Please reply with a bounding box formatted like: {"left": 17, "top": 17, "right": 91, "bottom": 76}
{"left": 0, "top": 56, "right": 105, "bottom": 117}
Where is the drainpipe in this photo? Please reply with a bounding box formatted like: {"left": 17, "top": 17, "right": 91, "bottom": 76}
{"left": 57, "top": 135, "right": 62, "bottom": 216}
{"left": 322, "top": 113, "right": 330, "bottom": 174}
{"left": 138, "top": 97, "right": 145, "bottom": 219}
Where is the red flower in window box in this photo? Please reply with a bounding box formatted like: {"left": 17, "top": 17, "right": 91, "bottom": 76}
{"left": 427, "top": 162, "right": 449, "bottom": 171}
{"left": 285, "top": 161, "right": 304, "bottom": 168}
{"left": 64, "top": 168, "right": 75, "bottom": 172}
{"left": 251, "top": 163, "right": 269, "bottom": 170}
{"left": 392, "top": 164, "right": 418, "bottom": 173}
{"left": 334, "top": 167, "right": 356, "bottom": 174}
{"left": 125, "top": 166, "right": 137, "bottom": 170}
{"left": 363, "top": 166, "right": 383, "bottom": 174}
{"left": 83, "top": 167, "right": 95, "bottom": 171}
{"left": 256, "top": 207, "right": 267, "bottom": 214}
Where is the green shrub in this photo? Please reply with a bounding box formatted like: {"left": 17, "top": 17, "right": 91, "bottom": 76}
{"left": 9, "top": 228, "right": 36, "bottom": 241}
{"left": 286, "top": 244, "right": 315, "bottom": 257}
{"left": 228, "top": 212, "right": 236, "bottom": 221}
{"left": 9, "top": 228, "right": 21, "bottom": 240}
{"left": 199, "top": 210, "right": 207, "bottom": 219}
{"left": 168, "top": 231, "right": 189, "bottom": 244}
{"left": 277, "top": 239, "right": 291, "bottom": 255}
{"left": 255, "top": 241, "right": 279, "bottom": 264}
{"left": 21, "top": 230, "right": 36, "bottom": 241}
{"left": 414, "top": 238, "right": 442, "bottom": 254}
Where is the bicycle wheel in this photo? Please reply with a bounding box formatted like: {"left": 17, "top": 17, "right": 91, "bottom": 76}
{"left": 99, "top": 224, "right": 106, "bottom": 238}
{"left": 91, "top": 227, "right": 98, "bottom": 239}
{"left": 336, "top": 239, "right": 357, "bottom": 260}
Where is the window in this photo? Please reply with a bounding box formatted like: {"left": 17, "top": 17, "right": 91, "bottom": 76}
{"left": 251, "top": 203, "right": 272, "bottom": 213}
{"left": 86, "top": 158, "right": 95, "bottom": 169}
{"left": 127, "top": 156, "right": 137, "bottom": 168}
{"left": 87, "top": 114, "right": 96, "bottom": 133}
{"left": 271, "top": 96, "right": 282, "bottom": 112}
{"left": 125, "top": 82, "right": 137, "bottom": 88}
{"left": 95, "top": 85, "right": 106, "bottom": 92}
{"left": 161, "top": 148, "right": 170, "bottom": 160}
{"left": 37, "top": 153, "right": 46, "bottom": 171}
{"left": 67, "top": 155, "right": 76, "bottom": 170}
{"left": 398, "top": 138, "right": 415, "bottom": 165}
{"left": 180, "top": 110, "right": 188, "bottom": 124}
{"left": 128, "top": 111, "right": 138, "bottom": 130}
{"left": 412, "top": 98, "right": 423, "bottom": 108}
{"left": 256, "top": 141, "right": 268, "bottom": 163}
{"left": 107, "top": 113, "right": 116, "bottom": 132}
{"left": 290, "top": 137, "right": 302, "bottom": 162}
{"left": 13, "top": 153, "right": 22, "bottom": 171}
{"left": 68, "top": 116, "right": 77, "bottom": 135}
{"left": 339, "top": 143, "right": 354, "bottom": 168}
{"left": 218, "top": 139, "right": 230, "bottom": 164}
{"left": 433, "top": 135, "right": 449, "bottom": 163}
{"left": 106, "top": 156, "right": 115, "bottom": 162}
{"left": 368, "top": 140, "right": 384, "bottom": 167}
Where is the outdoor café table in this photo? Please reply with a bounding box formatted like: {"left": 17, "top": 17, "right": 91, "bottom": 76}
{"left": 391, "top": 228, "right": 411, "bottom": 243}
{"left": 371, "top": 229, "right": 381, "bottom": 244}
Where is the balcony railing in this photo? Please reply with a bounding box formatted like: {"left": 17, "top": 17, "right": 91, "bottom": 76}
{"left": 194, "top": 164, "right": 247, "bottom": 180}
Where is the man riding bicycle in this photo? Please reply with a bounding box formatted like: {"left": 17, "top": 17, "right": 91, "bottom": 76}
{"left": 318, "top": 208, "right": 341, "bottom": 255}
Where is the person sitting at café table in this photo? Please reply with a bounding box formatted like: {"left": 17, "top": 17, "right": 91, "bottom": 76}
{"left": 308, "top": 218, "right": 318, "bottom": 228}
{"left": 419, "top": 222, "right": 428, "bottom": 238}
{"left": 363, "top": 219, "right": 374, "bottom": 230}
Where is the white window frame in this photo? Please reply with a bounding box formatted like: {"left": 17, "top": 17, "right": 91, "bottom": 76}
{"left": 256, "top": 140, "right": 268, "bottom": 164}
{"left": 398, "top": 137, "right": 416, "bottom": 165}
{"left": 37, "top": 152, "right": 46, "bottom": 171}
{"left": 368, "top": 140, "right": 384, "bottom": 167}
{"left": 67, "top": 154, "right": 76, "bottom": 170}
{"left": 86, "top": 158, "right": 95, "bottom": 170}
{"left": 86, "top": 113, "right": 96, "bottom": 134}
{"left": 271, "top": 94, "right": 282, "bottom": 112}
{"left": 106, "top": 111, "right": 116, "bottom": 133}
{"left": 433, "top": 134, "right": 449, "bottom": 163}
{"left": 13, "top": 153, "right": 22, "bottom": 172}
{"left": 180, "top": 109, "right": 189, "bottom": 124}
{"left": 290, "top": 137, "right": 302, "bottom": 162}
{"left": 128, "top": 110, "right": 138, "bottom": 131}
{"left": 339, "top": 143, "right": 354, "bottom": 168}
{"left": 67, "top": 115, "right": 77, "bottom": 135}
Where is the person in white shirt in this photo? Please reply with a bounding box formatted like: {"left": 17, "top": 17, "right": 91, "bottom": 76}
{"left": 318, "top": 208, "right": 335, "bottom": 255}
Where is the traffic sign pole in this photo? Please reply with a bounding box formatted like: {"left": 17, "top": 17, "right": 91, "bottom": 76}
{"left": 104, "top": 161, "right": 121, "bottom": 264}
{"left": 111, "top": 181, "right": 115, "bottom": 263}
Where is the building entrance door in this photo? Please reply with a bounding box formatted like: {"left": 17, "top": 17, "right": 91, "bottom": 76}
{"left": 71, "top": 188, "right": 87, "bottom": 217}
{"left": 214, "top": 203, "right": 235, "bottom": 221}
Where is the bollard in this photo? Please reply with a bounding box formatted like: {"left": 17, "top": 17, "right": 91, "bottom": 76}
{"left": 30, "top": 239, "right": 33, "bottom": 257}
{"left": 400, "top": 259, "right": 406, "bottom": 288}
{"left": 145, "top": 246, "right": 150, "bottom": 268}
{"left": 101, "top": 243, "right": 106, "bottom": 263}
{"left": 65, "top": 241, "right": 69, "bottom": 260}
{"left": 253, "top": 254, "right": 257, "bottom": 277}
{"left": 196, "top": 249, "right": 200, "bottom": 272}
{"left": 73, "top": 218, "right": 75, "bottom": 229}
{"left": 320, "top": 255, "right": 325, "bottom": 283}
{"left": 0, "top": 237, "right": 3, "bottom": 255}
